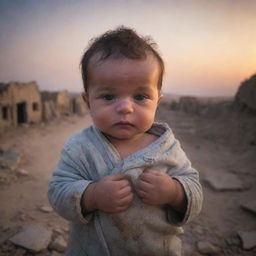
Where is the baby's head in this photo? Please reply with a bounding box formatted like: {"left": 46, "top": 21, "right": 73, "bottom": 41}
{"left": 80, "top": 27, "right": 165, "bottom": 143}
{"left": 80, "top": 26, "right": 164, "bottom": 94}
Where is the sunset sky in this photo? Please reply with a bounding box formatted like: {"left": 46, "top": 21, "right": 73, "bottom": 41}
{"left": 0, "top": 0, "right": 255, "bottom": 97}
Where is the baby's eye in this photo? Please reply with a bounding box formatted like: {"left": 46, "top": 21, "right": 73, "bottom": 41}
{"left": 102, "top": 94, "right": 116, "bottom": 101}
{"left": 133, "top": 94, "right": 148, "bottom": 101}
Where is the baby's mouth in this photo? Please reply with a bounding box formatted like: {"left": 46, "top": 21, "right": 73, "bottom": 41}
{"left": 115, "top": 121, "right": 134, "bottom": 127}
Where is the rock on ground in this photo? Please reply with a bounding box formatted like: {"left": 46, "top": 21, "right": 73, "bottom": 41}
{"left": 38, "top": 205, "right": 53, "bottom": 213}
{"left": 0, "top": 148, "right": 21, "bottom": 171}
{"left": 51, "top": 251, "right": 63, "bottom": 256}
{"left": 49, "top": 235, "right": 67, "bottom": 252}
{"left": 238, "top": 231, "right": 256, "bottom": 250}
{"left": 16, "top": 169, "right": 29, "bottom": 176}
{"left": 241, "top": 200, "right": 256, "bottom": 215}
{"left": 197, "top": 241, "right": 220, "bottom": 255}
{"left": 204, "top": 172, "right": 244, "bottom": 191}
{"left": 9, "top": 225, "right": 52, "bottom": 252}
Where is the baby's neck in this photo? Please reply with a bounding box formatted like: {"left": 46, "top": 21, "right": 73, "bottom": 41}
{"left": 106, "top": 132, "right": 158, "bottom": 159}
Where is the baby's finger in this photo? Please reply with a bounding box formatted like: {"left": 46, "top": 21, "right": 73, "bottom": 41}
{"left": 117, "top": 193, "right": 134, "bottom": 207}
{"left": 139, "top": 172, "right": 157, "bottom": 183}
{"left": 137, "top": 179, "right": 153, "bottom": 191}
{"left": 118, "top": 178, "right": 132, "bottom": 189}
{"left": 141, "top": 197, "right": 154, "bottom": 205}
{"left": 119, "top": 185, "right": 132, "bottom": 197}
{"left": 137, "top": 189, "right": 148, "bottom": 199}
{"left": 110, "top": 173, "right": 126, "bottom": 181}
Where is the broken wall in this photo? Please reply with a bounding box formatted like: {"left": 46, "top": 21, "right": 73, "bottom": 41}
{"left": 0, "top": 81, "right": 42, "bottom": 131}
{"left": 72, "top": 95, "right": 87, "bottom": 115}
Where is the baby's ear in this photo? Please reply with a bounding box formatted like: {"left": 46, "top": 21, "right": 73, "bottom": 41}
{"left": 82, "top": 92, "right": 90, "bottom": 109}
{"left": 157, "top": 94, "right": 163, "bottom": 105}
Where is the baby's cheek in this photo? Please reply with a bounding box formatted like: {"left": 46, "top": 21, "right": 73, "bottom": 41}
{"left": 93, "top": 110, "right": 111, "bottom": 125}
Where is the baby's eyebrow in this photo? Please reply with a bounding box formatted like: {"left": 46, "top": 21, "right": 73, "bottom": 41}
{"left": 135, "top": 86, "right": 154, "bottom": 92}
{"left": 96, "top": 86, "right": 116, "bottom": 93}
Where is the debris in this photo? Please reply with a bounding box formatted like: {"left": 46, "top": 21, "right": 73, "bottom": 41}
{"left": 1, "top": 225, "right": 10, "bottom": 232}
{"left": 51, "top": 251, "right": 63, "bottom": 256}
{"left": 0, "top": 241, "right": 26, "bottom": 255}
{"left": 16, "top": 169, "right": 29, "bottom": 176}
{"left": 226, "top": 235, "right": 240, "bottom": 247}
{"left": 197, "top": 241, "right": 220, "bottom": 255}
{"left": 241, "top": 200, "right": 256, "bottom": 215}
{"left": 193, "top": 226, "right": 204, "bottom": 235}
{"left": 9, "top": 225, "right": 52, "bottom": 252}
{"left": 39, "top": 206, "right": 53, "bottom": 213}
{"left": 19, "top": 213, "right": 26, "bottom": 221}
{"left": 238, "top": 230, "right": 256, "bottom": 250}
{"left": 204, "top": 173, "right": 244, "bottom": 191}
{"left": 49, "top": 235, "right": 67, "bottom": 252}
{"left": 53, "top": 227, "right": 63, "bottom": 235}
{"left": 0, "top": 149, "right": 21, "bottom": 171}
{"left": 62, "top": 226, "right": 69, "bottom": 233}
{"left": 183, "top": 243, "right": 196, "bottom": 255}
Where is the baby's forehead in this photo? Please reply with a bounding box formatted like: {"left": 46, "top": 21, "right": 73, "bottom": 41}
{"left": 88, "top": 55, "right": 160, "bottom": 81}
{"left": 88, "top": 51, "right": 158, "bottom": 69}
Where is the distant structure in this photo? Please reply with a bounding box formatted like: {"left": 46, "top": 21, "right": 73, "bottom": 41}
{"left": 0, "top": 81, "right": 88, "bottom": 133}
{"left": 235, "top": 74, "right": 256, "bottom": 113}
{"left": 41, "top": 90, "right": 72, "bottom": 121}
{"left": 71, "top": 93, "right": 88, "bottom": 116}
{"left": 0, "top": 81, "right": 42, "bottom": 131}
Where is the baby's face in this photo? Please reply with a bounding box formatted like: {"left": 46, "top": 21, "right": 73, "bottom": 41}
{"left": 84, "top": 54, "right": 162, "bottom": 143}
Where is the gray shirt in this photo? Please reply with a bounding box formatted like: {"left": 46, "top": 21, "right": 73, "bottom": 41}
{"left": 48, "top": 122, "right": 203, "bottom": 256}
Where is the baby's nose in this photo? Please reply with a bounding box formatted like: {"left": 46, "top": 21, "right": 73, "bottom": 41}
{"left": 116, "top": 98, "right": 133, "bottom": 114}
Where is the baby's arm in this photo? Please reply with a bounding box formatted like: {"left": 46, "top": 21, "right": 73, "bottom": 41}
{"left": 48, "top": 146, "right": 94, "bottom": 223}
{"left": 137, "top": 170, "right": 186, "bottom": 212}
{"left": 49, "top": 145, "right": 134, "bottom": 223}
{"left": 81, "top": 173, "right": 133, "bottom": 213}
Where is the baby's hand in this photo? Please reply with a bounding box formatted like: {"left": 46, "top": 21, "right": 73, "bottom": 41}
{"left": 137, "top": 170, "right": 186, "bottom": 211}
{"left": 86, "top": 173, "right": 133, "bottom": 213}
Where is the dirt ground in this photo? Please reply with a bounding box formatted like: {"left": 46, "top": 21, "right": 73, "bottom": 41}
{"left": 0, "top": 105, "right": 255, "bottom": 255}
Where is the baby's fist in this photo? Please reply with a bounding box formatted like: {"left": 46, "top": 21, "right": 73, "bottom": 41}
{"left": 137, "top": 170, "right": 177, "bottom": 205}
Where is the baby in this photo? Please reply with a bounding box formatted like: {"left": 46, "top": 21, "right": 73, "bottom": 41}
{"left": 48, "top": 26, "right": 203, "bottom": 256}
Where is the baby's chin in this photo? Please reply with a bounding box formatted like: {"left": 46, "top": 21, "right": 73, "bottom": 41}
{"left": 102, "top": 131, "right": 145, "bottom": 142}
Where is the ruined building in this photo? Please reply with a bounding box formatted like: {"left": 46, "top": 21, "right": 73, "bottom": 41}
{"left": 71, "top": 93, "right": 88, "bottom": 116}
{"left": 0, "top": 81, "right": 42, "bottom": 131}
{"left": 0, "top": 81, "right": 88, "bottom": 132}
{"left": 41, "top": 90, "right": 72, "bottom": 121}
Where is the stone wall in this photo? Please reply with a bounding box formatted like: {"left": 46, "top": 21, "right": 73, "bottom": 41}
{"left": 42, "top": 100, "right": 57, "bottom": 121}
{"left": 56, "top": 90, "right": 72, "bottom": 117}
{"left": 41, "top": 90, "right": 73, "bottom": 121}
{"left": 72, "top": 95, "right": 87, "bottom": 116}
{"left": 0, "top": 81, "right": 42, "bottom": 131}
{"left": 0, "top": 81, "right": 89, "bottom": 133}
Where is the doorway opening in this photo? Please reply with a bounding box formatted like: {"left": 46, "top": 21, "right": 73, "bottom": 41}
{"left": 17, "top": 102, "right": 27, "bottom": 124}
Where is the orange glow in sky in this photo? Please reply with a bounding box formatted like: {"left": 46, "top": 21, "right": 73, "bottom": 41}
{"left": 0, "top": 0, "right": 255, "bottom": 97}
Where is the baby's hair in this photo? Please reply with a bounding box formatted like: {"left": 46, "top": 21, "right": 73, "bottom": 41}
{"left": 80, "top": 26, "right": 164, "bottom": 92}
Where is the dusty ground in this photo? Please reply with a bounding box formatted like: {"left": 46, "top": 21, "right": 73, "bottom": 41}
{"left": 157, "top": 104, "right": 256, "bottom": 256}
{"left": 0, "top": 105, "right": 255, "bottom": 255}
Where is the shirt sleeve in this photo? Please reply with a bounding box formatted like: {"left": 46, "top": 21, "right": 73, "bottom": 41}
{"left": 165, "top": 140, "right": 203, "bottom": 226}
{"left": 48, "top": 141, "right": 94, "bottom": 224}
